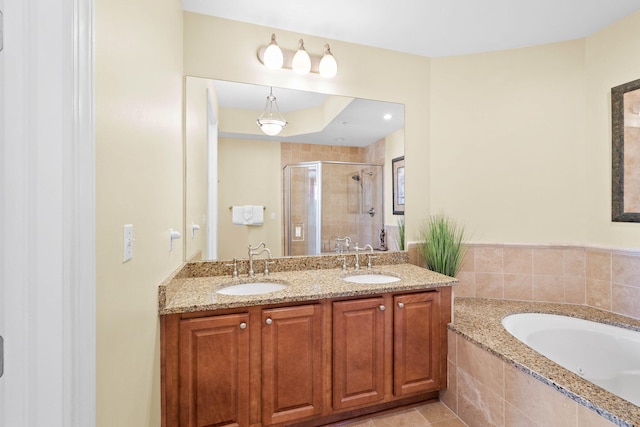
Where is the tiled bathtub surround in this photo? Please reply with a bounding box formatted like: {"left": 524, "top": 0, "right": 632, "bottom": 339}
{"left": 453, "top": 244, "right": 640, "bottom": 321}
{"left": 446, "top": 298, "right": 640, "bottom": 427}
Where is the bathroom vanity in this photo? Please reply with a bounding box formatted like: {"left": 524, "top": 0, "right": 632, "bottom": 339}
{"left": 159, "top": 253, "right": 455, "bottom": 427}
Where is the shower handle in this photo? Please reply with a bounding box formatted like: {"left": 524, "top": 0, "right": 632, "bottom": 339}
{"left": 368, "top": 207, "right": 375, "bottom": 217}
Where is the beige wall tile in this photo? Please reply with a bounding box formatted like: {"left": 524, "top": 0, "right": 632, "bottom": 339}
{"left": 503, "top": 274, "right": 533, "bottom": 301}
{"left": 460, "top": 247, "right": 475, "bottom": 272}
{"left": 586, "top": 251, "right": 611, "bottom": 281}
{"left": 577, "top": 404, "right": 617, "bottom": 427}
{"left": 475, "top": 247, "right": 504, "bottom": 273}
{"left": 504, "top": 364, "right": 577, "bottom": 427}
{"left": 440, "top": 360, "right": 458, "bottom": 414}
{"left": 565, "top": 275, "right": 586, "bottom": 304}
{"left": 612, "top": 284, "right": 640, "bottom": 320}
{"left": 564, "top": 248, "right": 586, "bottom": 277}
{"left": 448, "top": 329, "right": 457, "bottom": 363}
{"left": 533, "top": 275, "right": 565, "bottom": 302}
{"left": 533, "top": 248, "right": 565, "bottom": 275}
{"left": 612, "top": 254, "right": 640, "bottom": 287}
{"left": 503, "top": 247, "right": 532, "bottom": 274}
{"left": 476, "top": 273, "right": 504, "bottom": 299}
{"left": 457, "top": 368, "right": 504, "bottom": 427}
{"left": 457, "top": 335, "right": 504, "bottom": 397}
{"left": 586, "top": 278, "right": 612, "bottom": 310}
{"left": 504, "top": 402, "right": 538, "bottom": 427}
{"left": 455, "top": 271, "right": 476, "bottom": 297}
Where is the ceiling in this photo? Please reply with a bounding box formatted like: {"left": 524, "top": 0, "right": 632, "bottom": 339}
{"left": 214, "top": 80, "right": 404, "bottom": 147}
{"left": 181, "top": 0, "right": 640, "bottom": 57}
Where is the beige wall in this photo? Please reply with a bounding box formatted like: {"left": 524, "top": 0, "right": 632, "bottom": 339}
{"left": 95, "top": 0, "right": 183, "bottom": 425}
{"left": 585, "top": 10, "right": 640, "bottom": 248}
{"left": 430, "top": 39, "right": 587, "bottom": 244}
{"left": 385, "top": 129, "right": 405, "bottom": 225}
{"left": 218, "top": 138, "right": 282, "bottom": 260}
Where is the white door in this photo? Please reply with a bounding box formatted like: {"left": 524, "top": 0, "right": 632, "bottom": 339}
{"left": 1, "top": 1, "right": 95, "bottom": 426}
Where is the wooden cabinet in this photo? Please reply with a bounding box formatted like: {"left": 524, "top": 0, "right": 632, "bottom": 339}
{"left": 332, "top": 297, "right": 386, "bottom": 410}
{"left": 161, "top": 287, "right": 451, "bottom": 427}
{"left": 393, "top": 291, "right": 441, "bottom": 396}
{"left": 178, "top": 313, "right": 250, "bottom": 427}
{"left": 262, "top": 304, "right": 323, "bottom": 425}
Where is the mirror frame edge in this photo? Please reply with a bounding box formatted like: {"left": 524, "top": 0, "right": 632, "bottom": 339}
{"left": 611, "top": 77, "right": 640, "bottom": 223}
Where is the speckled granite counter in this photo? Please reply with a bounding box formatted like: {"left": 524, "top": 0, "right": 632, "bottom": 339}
{"left": 451, "top": 298, "right": 640, "bottom": 427}
{"left": 158, "top": 253, "right": 456, "bottom": 315}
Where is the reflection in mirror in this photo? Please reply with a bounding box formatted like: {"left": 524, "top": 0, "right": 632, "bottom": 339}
{"left": 184, "top": 77, "right": 405, "bottom": 260}
{"left": 612, "top": 78, "right": 640, "bottom": 222}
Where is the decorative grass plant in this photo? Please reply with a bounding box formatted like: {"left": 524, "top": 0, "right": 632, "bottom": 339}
{"left": 417, "top": 215, "right": 467, "bottom": 277}
{"left": 397, "top": 217, "right": 405, "bottom": 251}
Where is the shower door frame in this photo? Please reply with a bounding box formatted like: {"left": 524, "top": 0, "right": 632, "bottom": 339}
{"left": 283, "top": 161, "right": 384, "bottom": 257}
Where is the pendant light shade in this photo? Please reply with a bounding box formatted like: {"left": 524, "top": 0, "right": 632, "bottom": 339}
{"left": 256, "top": 87, "right": 287, "bottom": 136}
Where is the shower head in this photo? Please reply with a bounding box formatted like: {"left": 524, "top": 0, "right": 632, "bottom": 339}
{"left": 351, "top": 174, "right": 361, "bottom": 181}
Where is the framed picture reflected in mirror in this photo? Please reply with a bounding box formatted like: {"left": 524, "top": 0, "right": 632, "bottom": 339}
{"left": 392, "top": 156, "right": 405, "bottom": 215}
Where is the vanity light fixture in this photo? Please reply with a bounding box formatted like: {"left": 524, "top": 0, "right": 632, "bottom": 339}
{"left": 292, "top": 39, "right": 311, "bottom": 74}
{"left": 256, "top": 87, "right": 288, "bottom": 136}
{"left": 263, "top": 34, "right": 284, "bottom": 70}
{"left": 319, "top": 44, "right": 338, "bottom": 78}
{"left": 257, "top": 34, "right": 338, "bottom": 78}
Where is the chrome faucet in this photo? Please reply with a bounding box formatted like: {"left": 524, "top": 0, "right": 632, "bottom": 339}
{"left": 248, "top": 243, "right": 272, "bottom": 278}
{"left": 335, "top": 236, "right": 351, "bottom": 254}
{"left": 353, "top": 244, "right": 374, "bottom": 270}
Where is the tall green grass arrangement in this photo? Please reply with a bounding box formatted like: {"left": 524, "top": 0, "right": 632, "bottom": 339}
{"left": 418, "top": 215, "right": 467, "bottom": 277}
{"left": 397, "top": 217, "right": 405, "bottom": 250}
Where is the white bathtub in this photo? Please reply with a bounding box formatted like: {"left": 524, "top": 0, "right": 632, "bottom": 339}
{"left": 502, "top": 313, "right": 640, "bottom": 407}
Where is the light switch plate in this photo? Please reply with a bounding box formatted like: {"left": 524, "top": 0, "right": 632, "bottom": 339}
{"left": 123, "top": 224, "right": 133, "bottom": 262}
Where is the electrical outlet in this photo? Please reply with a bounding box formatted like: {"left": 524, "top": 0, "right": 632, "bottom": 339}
{"left": 123, "top": 224, "right": 134, "bottom": 262}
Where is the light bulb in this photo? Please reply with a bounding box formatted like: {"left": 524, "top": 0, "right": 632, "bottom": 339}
{"left": 263, "top": 34, "right": 283, "bottom": 70}
{"left": 319, "top": 44, "right": 338, "bottom": 78}
{"left": 292, "top": 39, "right": 311, "bottom": 75}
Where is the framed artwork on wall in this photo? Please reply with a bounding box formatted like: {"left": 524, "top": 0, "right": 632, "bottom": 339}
{"left": 392, "top": 156, "right": 405, "bottom": 215}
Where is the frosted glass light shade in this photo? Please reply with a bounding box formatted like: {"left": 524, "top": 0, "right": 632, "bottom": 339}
{"left": 263, "top": 34, "right": 283, "bottom": 70}
{"left": 292, "top": 40, "right": 311, "bottom": 75}
{"left": 319, "top": 45, "right": 338, "bottom": 78}
{"left": 257, "top": 118, "right": 286, "bottom": 136}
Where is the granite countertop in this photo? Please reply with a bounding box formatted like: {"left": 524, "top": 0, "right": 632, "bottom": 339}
{"left": 451, "top": 298, "right": 640, "bottom": 427}
{"left": 158, "top": 256, "right": 456, "bottom": 315}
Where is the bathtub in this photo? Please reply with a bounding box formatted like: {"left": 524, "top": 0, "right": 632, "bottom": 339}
{"left": 502, "top": 313, "right": 640, "bottom": 407}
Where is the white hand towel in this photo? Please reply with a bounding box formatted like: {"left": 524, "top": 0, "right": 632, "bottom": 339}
{"left": 232, "top": 206, "right": 248, "bottom": 225}
{"left": 243, "top": 205, "right": 253, "bottom": 225}
{"left": 251, "top": 205, "right": 264, "bottom": 225}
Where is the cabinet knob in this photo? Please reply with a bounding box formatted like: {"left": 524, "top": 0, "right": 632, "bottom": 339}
{"left": 239, "top": 322, "right": 247, "bottom": 330}
{"left": 379, "top": 305, "right": 386, "bottom": 311}
{"left": 265, "top": 318, "right": 273, "bottom": 325}
{"left": 397, "top": 302, "right": 405, "bottom": 308}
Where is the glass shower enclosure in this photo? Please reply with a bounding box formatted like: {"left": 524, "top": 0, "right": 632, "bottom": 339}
{"left": 283, "top": 161, "right": 384, "bottom": 256}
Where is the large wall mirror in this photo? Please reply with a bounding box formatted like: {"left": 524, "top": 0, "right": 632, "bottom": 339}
{"left": 184, "top": 77, "right": 405, "bottom": 261}
{"left": 612, "top": 78, "right": 640, "bottom": 222}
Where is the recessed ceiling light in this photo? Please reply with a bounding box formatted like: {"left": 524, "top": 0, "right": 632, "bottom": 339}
{"left": 383, "top": 113, "right": 392, "bottom": 120}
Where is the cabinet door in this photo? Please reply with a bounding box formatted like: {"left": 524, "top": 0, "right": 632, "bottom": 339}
{"left": 393, "top": 291, "right": 441, "bottom": 396}
{"left": 333, "top": 297, "right": 386, "bottom": 410}
{"left": 179, "top": 313, "right": 250, "bottom": 427}
{"left": 262, "top": 305, "right": 323, "bottom": 425}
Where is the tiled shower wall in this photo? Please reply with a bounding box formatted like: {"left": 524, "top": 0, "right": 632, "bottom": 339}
{"left": 409, "top": 243, "right": 640, "bottom": 321}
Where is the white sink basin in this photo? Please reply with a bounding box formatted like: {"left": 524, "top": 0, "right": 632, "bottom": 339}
{"left": 342, "top": 274, "right": 401, "bottom": 284}
{"left": 217, "top": 282, "right": 288, "bottom": 296}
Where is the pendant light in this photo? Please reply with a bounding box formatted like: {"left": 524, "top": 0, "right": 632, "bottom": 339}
{"left": 256, "top": 87, "right": 287, "bottom": 136}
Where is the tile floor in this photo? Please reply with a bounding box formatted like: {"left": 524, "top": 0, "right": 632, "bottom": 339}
{"left": 336, "top": 401, "right": 467, "bottom": 427}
